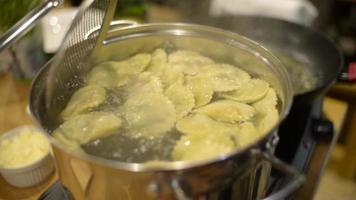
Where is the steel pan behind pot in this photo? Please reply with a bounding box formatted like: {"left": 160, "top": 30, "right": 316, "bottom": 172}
{"left": 193, "top": 16, "right": 343, "bottom": 102}
{"left": 30, "top": 23, "right": 300, "bottom": 200}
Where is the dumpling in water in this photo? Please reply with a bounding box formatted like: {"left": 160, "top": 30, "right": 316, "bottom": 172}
{"left": 61, "top": 85, "right": 106, "bottom": 120}
{"left": 193, "top": 100, "right": 255, "bottom": 123}
{"left": 172, "top": 131, "right": 235, "bottom": 161}
{"left": 176, "top": 113, "right": 237, "bottom": 136}
{"left": 145, "top": 49, "right": 185, "bottom": 89}
{"left": 168, "top": 50, "right": 214, "bottom": 75}
{"left": 221, "top": 79, "right": 269, "bottom": 103}
{"left": 165, "top": 80, "right": 195, "bottom": 119}
{"left": 54, "top": 112, "right": 122, "bottom": 145}
{"left": 252, "top": 88, "right": 278, "bottom": 116}
{"left": 86, "top": 61, "right": 119, "bottom": 88}
{"left": 122, "top": 92, "right": 176, "bottom": 139}
{"left": 146, "top": 48, "right": 168, "bottom": 75}
{"left": 200, "top": 64, "right": 251, "bottom": 92}
{"left": 126, "top": 72, "right": 163, "bottom": 97}
{"left": 185, "top": 76, "right": 213, "bottom": 107}
{"left": 256, "top": 108, "right": 279, "bottom": 134}
{"left": 115, "top": 53, "right": 152, "bottom": 74}
{"left": 160, "top": 65, "right": 184, "bottom": 89}
{"left": 112, "top": 53, "right": 152, "bottom": 87}
{"left": 234, "top": 122, "right": 260, "bottom": 148}
{"left": 52, "top": 130, "right": 81, "bottom": 149}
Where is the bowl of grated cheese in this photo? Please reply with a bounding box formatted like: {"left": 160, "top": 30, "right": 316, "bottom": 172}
{"left": 0, "top": 125, "right": 54, "bottom": 187}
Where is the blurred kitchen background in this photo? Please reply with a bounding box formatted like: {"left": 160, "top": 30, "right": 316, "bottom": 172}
{"left": 0, "top": 0, "right": 355, "bottom": 199}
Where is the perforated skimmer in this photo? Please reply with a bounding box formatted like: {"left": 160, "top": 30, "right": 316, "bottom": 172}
{"left": 45, "top": 0, "right": 117, "bottom": 120}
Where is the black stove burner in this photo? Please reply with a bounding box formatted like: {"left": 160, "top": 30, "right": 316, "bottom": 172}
{"left": 276, "top": 97, "right": 327, "bottom": 171}
{"left": 276, "top": 103, "right": 315, "bottom": 165}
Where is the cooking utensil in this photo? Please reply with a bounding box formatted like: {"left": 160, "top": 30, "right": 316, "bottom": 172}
{"left": 45, "top": 0, "right": 117, "bottom": 113}
{"left": 29, "top": 21, "right": 303, "bottom": 199}
{"left": 0, "top": 0, "right": 63, "bottom": 52}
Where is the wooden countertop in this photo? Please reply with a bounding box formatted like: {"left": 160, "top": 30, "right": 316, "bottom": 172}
{"left": 0, "top": 73, "right": 57, "bottom": 200}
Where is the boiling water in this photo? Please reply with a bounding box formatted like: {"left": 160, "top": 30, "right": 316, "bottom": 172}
{"left": 57, "top": 50, "right": 282, "bottom": 163}
{"left": 81, "top": 87, "right": 181, "bottom": 163}
{"left": 80, "top": 85, "right": 277, "bottom": 163}
{"left": 82, "top": 131, "right": 180, "bottom": 163}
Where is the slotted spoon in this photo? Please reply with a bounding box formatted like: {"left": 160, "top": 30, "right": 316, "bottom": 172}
{"left": 45, "top": 0, "right": 118, "bottom": 119}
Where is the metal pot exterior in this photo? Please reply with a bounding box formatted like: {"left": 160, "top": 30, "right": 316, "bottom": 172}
{"left": 29, "top": 23, "right": 294, "bottom": 199}
{"left": 52, "top": 141, "right": 268, "bottom": 199}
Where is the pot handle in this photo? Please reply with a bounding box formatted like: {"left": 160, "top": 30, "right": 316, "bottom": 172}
{"left": 171, "top": 178, "right": 191, "bottom": 200}
{"left": 252, "top": 150, "right": 305, "bottom": 200}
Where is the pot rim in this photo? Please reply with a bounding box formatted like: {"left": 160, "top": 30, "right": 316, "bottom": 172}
{"left": 29, "top": 22, "right": 293, "bottom": 172}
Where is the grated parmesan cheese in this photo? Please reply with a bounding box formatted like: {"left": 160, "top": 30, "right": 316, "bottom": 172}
{"left": 0, "top": 128, "right": 51, "bottom": 168}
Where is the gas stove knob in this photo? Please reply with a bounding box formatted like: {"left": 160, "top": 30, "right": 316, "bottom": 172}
{"left": 312, "top": 118, "right": 334, "bottom": 140}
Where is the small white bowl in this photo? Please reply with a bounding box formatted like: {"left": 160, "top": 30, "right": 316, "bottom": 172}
{"left": 0, "top": 126, "right": 55, "bottom": 188}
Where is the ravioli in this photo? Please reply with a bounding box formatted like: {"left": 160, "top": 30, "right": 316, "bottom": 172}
{"left": 185, "top": 76, "right": 214, "bottom": 107}
{"left": 52, "top": 130, "right": 80, "bottom": 149}
{"left": 112, "top": 53, "right": 152, "bottom": 87}
{"left": 200, "top": 64, "right": 251, "bottom": 92}
{"left": 146, "top": 48, "right": 167, "bottom": 75}
{"left": 252, "top": 88, "right": 278, "bottom": 116}
{"left": 234, "top": 122, "right": 260, "bottom": 148}
{"left": 193, "top": 100, "right": 255, "bottom": 123}
{"left": 55, "top": 112, "right": 122, "bottom": 145}
{"left": 221, "top": 79, "right": 269, "bottom": 103}
{"left": 55, "top": 48, "right": 282, "bottom": 163}
{"left": 159, "top": 65, "right": 184, "bottom": 89}
{"left": 168, "top": 50, "right": 214, "bottom": 75}
{"left": 126, "top": 72, "right": 163, "bottom": 97}
{"left": 145, "top": 49, "right": 185, "bottom": 89}
{"left": 122, "top": 92, "right": 176, "bottom": 139}
{"left": 172, "top": 131, "right": 235, "bottom": 161}
{"left": 176, "top": 113, "right": 237, "bottom": 136}
{"left": 164, "top": 80, "right": 195, "bottom": 119}
{"left": 116, "top": 53, "right": 152, "bottom": 74}
{"left": 256, "top": 108, "right": 279, "bottom": 134}
{"left": 86, "top": 61, "right": 118, "bottom": 87}
{"left": 61, "top": 85, "right": 106, "bottom": 120}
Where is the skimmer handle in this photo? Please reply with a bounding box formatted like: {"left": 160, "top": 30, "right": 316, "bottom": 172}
{"left": 0, "top": 0, "right": 63, "bottom": 52}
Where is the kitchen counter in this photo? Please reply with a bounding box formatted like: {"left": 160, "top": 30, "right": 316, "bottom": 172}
{"left": 328, "top": 82, "right": 356, "bottom": 180}
{"left": 0, "top": 73, "right": 56, "bottom": 200}
{"left": 0, "top": 174, "right": 56, "bottom": 200}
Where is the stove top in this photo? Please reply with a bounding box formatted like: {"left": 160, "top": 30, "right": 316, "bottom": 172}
{"left": 276, "top": 97, "right": 324, "bottom": 169}
{"left": 269, "top": 97, "right": 335, "bottom": 199}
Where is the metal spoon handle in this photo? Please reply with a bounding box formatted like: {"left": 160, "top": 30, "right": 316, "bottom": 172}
{"left": 0, "top": 0, "right": 63, "bottom": 52}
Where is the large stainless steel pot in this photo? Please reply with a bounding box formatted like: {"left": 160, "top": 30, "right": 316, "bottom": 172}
{"left": 29, "top": 23, "right": 302, "bottom": 200}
